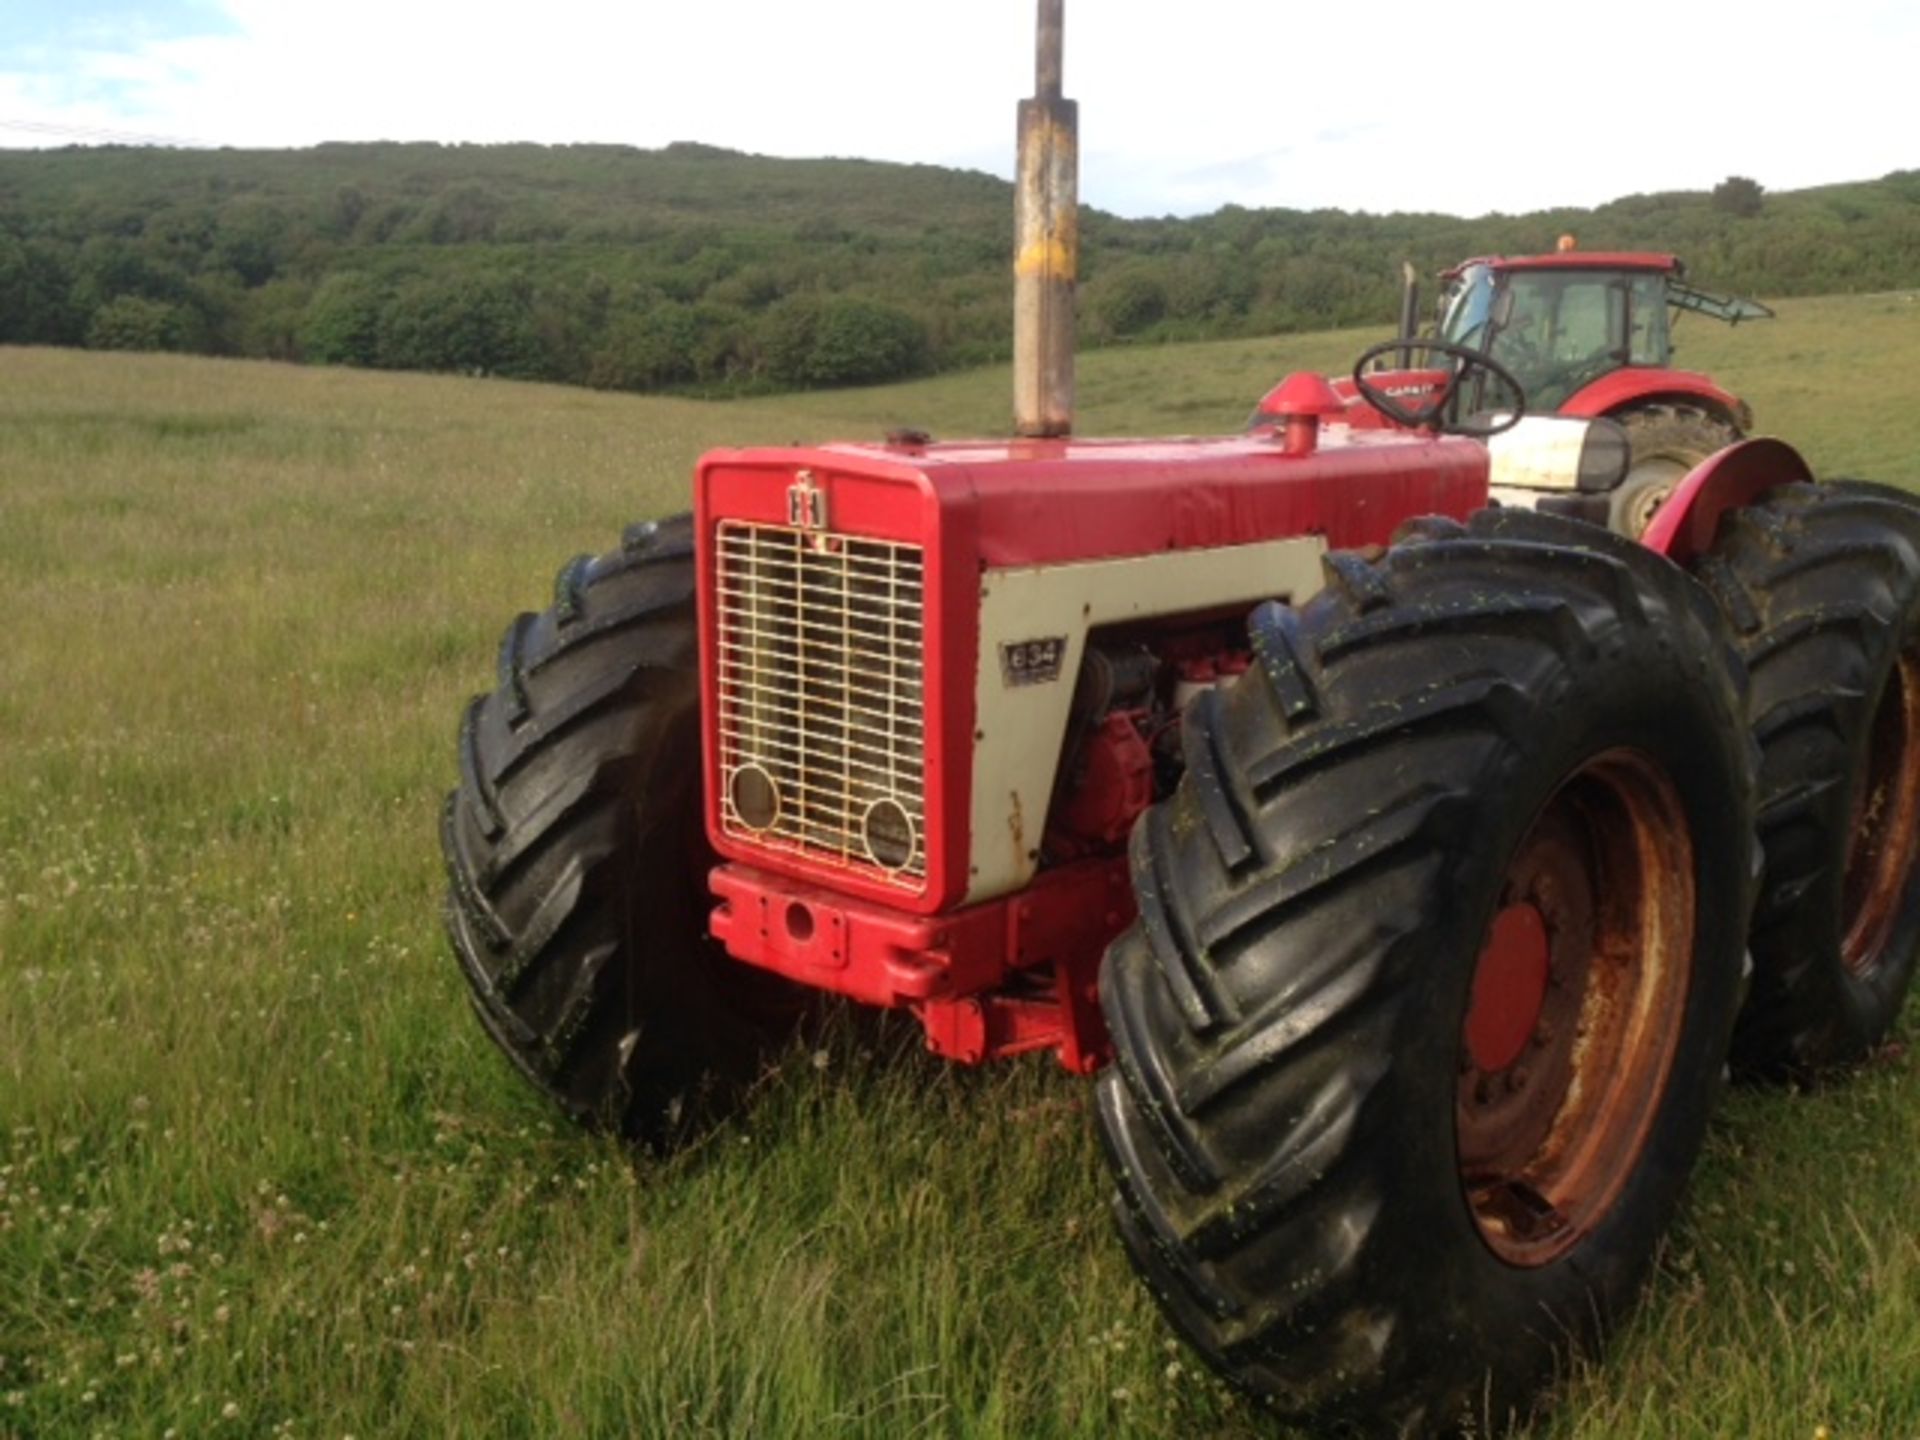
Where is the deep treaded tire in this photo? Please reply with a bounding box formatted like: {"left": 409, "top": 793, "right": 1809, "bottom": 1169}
{"left": 1698, "top": 481, "right": 1920, "bottom": 1074}
{"left": 442, "top": 513, "right": 801, "bottom": 1147}
{"left": 1095, "top": 508, "right": 1756, "bottom": 1437}
{"left": 1611, "top": 403, "right": 1739, "bottom": 538}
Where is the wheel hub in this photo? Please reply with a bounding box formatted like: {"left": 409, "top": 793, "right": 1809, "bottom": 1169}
{"left": 1456, "top": 824, "right": 1591, "bottom": 1181}
{"left": 1464, "top": 903, "right": 1550, "bottom": 1074}
{"left": 1456, "top": 750, "right": 1695, "bottom": 1267}
{"left": 1627, "top": 479, "right": 1677, "bottom": 533}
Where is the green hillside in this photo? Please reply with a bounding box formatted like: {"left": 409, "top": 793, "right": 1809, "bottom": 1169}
{"left": 3, "top": 140, "right": 1918, "bottom": 395}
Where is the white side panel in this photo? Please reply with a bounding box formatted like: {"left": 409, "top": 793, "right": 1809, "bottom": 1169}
{"left": 1486, "top": 415, "right": 1594, "bottom": 493}
{"left": 965, "top": 537, "right": 1327, "bottom": 903}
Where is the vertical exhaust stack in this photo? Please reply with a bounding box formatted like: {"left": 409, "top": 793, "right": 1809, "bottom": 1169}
{"left": 1012, "top": 0, "right": 1077, "bottom": 438}
{"left": 1397, "top": 261, "right": 1421, "bottom": 370}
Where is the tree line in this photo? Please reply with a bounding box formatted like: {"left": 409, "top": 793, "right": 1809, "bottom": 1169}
{"left": 3, "top": 142, "right": 1918, "bottom": 395}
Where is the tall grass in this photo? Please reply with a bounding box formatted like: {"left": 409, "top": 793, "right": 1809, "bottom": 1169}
{"left": 2, "top": 295, "right": 1918, "bottom": 1439}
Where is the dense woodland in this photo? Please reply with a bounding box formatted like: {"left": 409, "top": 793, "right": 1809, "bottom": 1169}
{"left": 2, "top": 142, "right": 1918, "bottom": 395}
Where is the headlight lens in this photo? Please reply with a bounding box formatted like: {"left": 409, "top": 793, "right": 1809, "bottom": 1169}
{"left": 1576, "top": 417, "right": 1631, "bottom": 493}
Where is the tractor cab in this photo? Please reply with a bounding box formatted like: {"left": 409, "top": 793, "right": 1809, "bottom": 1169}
{"left": 1440, "top": 255, "right": 1677, "bottom": 411}
{"left": 1433, "top": 253, "right": 1770, "bottom": 411}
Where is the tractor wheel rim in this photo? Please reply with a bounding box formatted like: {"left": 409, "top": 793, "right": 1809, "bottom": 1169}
{"left": 1620, "top": 456, "right": 1691, "bottom": 535}
{"left": 1841, "top": 648, "right": 1920, "bottom": 978}
{"left": 1626, "top": 480, "right": 1677, "bottom": 534}
{"left": 1456, "top": 748, "right": 1694, "bottom": 1268}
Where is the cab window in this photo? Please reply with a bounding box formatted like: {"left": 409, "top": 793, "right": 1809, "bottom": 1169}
{"left": 1488, "top": 271, "right": 1629, "bottom": 410}
{"left": 1628, "top": 274, "right": 1669, "bottom": 365}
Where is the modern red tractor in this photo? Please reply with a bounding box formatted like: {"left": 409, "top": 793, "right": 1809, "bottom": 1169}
{"left": 1253, "top": 249, "right": 1774, "bottom": 538}
{"left": 440, "top": 11, "right": 1920, "bottom": 1435}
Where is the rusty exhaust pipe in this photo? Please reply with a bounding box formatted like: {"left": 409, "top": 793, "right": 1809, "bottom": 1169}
{"left": 1012, "top": 0, "right": 1077, "bottom": 438}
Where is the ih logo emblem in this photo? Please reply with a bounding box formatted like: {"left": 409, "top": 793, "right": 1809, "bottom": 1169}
{"left": 787, "top": 471, "right": 828, "bottom": 531}
{"left": 1000, "top": 636, "right": 1067, "bottom": 686}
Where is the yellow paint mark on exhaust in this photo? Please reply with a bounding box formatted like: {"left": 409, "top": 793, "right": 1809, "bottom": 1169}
{"left": 1015, "top": 235, "right": 1077, "bottom": 282}
{"left": 1014, "top": 109, "right": 1078, "bottom": 282}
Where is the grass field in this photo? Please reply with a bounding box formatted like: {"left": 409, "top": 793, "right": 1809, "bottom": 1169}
{"left": 3, "top": 293, "right": 1920, "bottom": 1440}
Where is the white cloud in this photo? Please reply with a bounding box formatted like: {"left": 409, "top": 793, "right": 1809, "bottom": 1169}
{"left": 2, "top": 0, "right": 1915, "bottom": 216}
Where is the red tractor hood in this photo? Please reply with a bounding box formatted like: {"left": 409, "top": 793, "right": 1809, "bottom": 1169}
{"left": 696, "top": 428, "right": 1488, "bottom": 570}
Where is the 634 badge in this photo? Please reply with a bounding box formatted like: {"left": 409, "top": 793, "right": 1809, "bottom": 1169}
{"left": 999, "top": 636, "right": 1067, "bottom": 686}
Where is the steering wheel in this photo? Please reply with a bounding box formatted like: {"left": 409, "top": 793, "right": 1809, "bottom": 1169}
{"left": 1351, "top": 339, "right": 1527, "bottom": 438}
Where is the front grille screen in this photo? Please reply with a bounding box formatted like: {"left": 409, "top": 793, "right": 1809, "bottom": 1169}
{"left": 714, "top": 520, "right": 927, "bottom": 890}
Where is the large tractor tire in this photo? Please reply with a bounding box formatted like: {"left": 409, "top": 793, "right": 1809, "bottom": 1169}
{"left": 441, "top": 514, "right": 804, "bottom": 1148}
{"left": 1095, "top": 509, "right": 1756, "bottom": 1436}
{"left": 1698, "top": 481, "right": 1920, "bottom": 1074}
{"left": 1609, "top": 403, "right": 1739, "bottom": 538}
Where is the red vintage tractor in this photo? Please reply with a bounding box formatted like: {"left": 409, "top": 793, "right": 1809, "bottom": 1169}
{"left": 439, "top": 10, "right": 1920, "bottom": 1435}
{"left": 1253, "top": 249, "right": 1774, "bottom": 538}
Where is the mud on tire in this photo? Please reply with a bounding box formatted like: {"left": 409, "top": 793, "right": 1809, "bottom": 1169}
{"left": 1698, "top": 481, "right": 1920, "bottom": 1074}
{"left": 1095, "top": 509, "right": 1756, "bottom": 1436}
{"left": 441, "top": 514, "right": 803, "bottom": 1148}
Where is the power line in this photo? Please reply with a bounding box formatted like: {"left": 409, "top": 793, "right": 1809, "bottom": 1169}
{"left": 0, "top": 115, "right": 214, "bottom": 148}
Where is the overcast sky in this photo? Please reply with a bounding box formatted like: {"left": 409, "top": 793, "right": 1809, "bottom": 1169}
{"left": 2, "top": 0, "right": 1915, "bottom": 219}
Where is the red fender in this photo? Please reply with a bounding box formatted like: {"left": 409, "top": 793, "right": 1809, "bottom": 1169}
{"left": 1560, "top": 368, "right": 1746, "bottom": 425}
{"left": 1638, "top": 437, "right": 1814, "bottom": 567}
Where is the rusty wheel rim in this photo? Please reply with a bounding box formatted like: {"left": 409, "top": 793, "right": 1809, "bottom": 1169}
{"left": 1841, "top": 650, "right": 1920, "bottom": 979}
{"left": 1457, "top": 749, "right": 1695, "bottom": 1268}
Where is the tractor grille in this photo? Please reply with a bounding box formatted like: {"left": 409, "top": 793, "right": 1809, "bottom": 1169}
{"left": 713, "top": 520, "right": 927, "bottom": 890}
